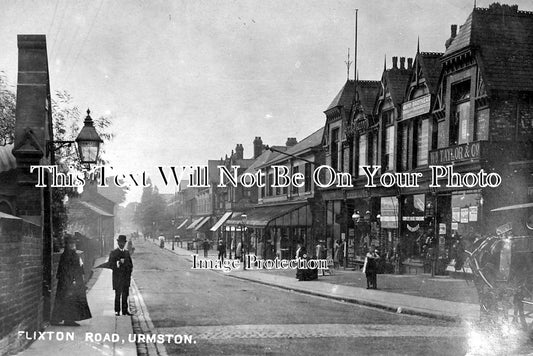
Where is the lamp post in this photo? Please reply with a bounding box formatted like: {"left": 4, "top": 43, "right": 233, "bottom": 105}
{"left": 171, "top": 219, "right": 175, "bottom": 250}
{"left": 240, "top": 214, "right": 247, "bottom": 270}
{"left": 352, "top": 210, "right": 361, "bottom": 265}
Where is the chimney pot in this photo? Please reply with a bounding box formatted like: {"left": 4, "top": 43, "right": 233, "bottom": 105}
{"left": 451, "top": 24, "right": 457, "bottom": 38}
{"left": 392, "top": 56, "right": 398, "bottom": 69}
{"left": 253, "top": 136, "right": 263, "bottom": 158}
{"left": 407, "top": 58, "right": 413, "bottom": 70}
{"left": 400, "top": 57, "right": 406, "bottom": 70}
{"left": 286, "top": 137, "right": 298, "bottom": 147}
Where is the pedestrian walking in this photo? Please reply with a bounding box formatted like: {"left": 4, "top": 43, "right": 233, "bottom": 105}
{"left": 158, "top": 234, "right": 165, "bottom": 248}
{"left": 362, "top": 248, "right": 380, "bottom": 289}
{"left": 51, "top": 234, "right": 92, "bottom": 326}
{"left": 235, "top": 241, "right": 242, "bottom": 261}
{"left": 333, "top": 240, "right": 342, "bottom": 269}
{"left": 315, "top": 241, "right": 330, "bottom": 276}
{"left": 202, "top": 239, "right": 210, "bottom": 258}
{"left": 108, "top": 235, "right": 134, "bottom": 316}
{"left": 217, "top": 239, "right": 226, "bottom": 262}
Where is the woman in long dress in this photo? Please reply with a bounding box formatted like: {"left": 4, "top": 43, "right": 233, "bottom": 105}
{"left": 51, "top": 234, "right": 92, "bottom": 326}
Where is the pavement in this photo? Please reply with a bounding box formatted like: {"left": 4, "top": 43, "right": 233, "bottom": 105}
{"left": 16, "top": 257, "right": 137, "bottom": 356}
{"left": 153, "top": 239, "right": 480, "bottom": 323}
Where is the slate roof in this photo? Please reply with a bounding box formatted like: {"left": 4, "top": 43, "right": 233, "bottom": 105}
{"left": 266, "top": 127, "right": 324, "bottom": 166}
{"left": 243, "top": 146, "right": 286, "bottom": 174}
{"left": 418, "top": 52, "right": 443, "bottom": 94}
{"left": 326, "top": 80, "right": 380, "bottom": 115}
{"left": 326, "top": 80, "right": 355, "bottom": 111}
{"left": 383, "top": 67, "right": 412, "bottom": 106}
{"left": 356, "top": 81, "right": 381, "bottom": 115}
{"left": 444, "top": 4, "right": 533, "bottom": 92}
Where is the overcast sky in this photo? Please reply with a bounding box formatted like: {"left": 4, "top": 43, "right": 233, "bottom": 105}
{"left": 1, "top": 0, "right": 532, "bottom": 202}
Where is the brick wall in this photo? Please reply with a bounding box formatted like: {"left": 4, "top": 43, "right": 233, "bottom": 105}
{"left": 0, "top": 216, "right": 42, "bottom": 356}
{"left": 490, "top": 94, "right": 533, "bottom": 142}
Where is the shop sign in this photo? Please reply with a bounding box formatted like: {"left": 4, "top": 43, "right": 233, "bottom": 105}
{"left": 460, "top": 208, "right": 469, "bottom": 223}
{"left": 402, "top": 216, "right": 425, "bottom": 221}
{"left": 439, "top": 223, "right": 446, "bottom": 235}
{"left": 451, "top": 222, "right": 459, "bottom": 230}
{"left": 429, "top": 142, "right": 481, "bottom": 165}
{"left": 469, "top": 206, "right": 478, "bottom": 222}
{"left": 452, "top": 207, "right": 460, "bottom": 223}
{"left": 401, "top": 94, "right": 431, "bottom": 120}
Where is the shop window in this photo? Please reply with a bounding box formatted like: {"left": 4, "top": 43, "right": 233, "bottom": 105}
{"left": 414, "top": 119, "right": 429, "bottom": 167}
{"left": 451, "top": 192, "right": 481, "bottom": 236}
{"left": 358, "top": 134, "right": 367, "bottom": 176}
{"left": 331, "top": 128, "right": 339, "bottom": 171}
{"left": 450, "top": 80, "right": 471, "bottom": 146}
{"left": 369, "top": 131, "right": 378, "bottom": 167}
{"left": 304, "top": 163, "right": 312, "bottom": 192}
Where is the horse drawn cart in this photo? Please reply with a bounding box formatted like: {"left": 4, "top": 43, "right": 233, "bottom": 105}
{"left": 464, "top": 202, "right": 533, "bottom": 336}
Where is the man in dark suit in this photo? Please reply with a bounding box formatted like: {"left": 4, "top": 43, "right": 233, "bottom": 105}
{"left": 108, "top": 235, "right": 133, "bottom": 316}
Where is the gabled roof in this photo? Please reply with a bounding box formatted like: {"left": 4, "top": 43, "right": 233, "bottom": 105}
{"left": 383, "top": 68, "right": 412, "bottom": 106}
{"left": 266, "top": 127, "right": 324, "bottom": 166}
{"left": 326, "top": 80, "right": 355, "bottom": 111}
{"left": 356, "top": 81, "right": 381, "bottom": 115}
{"left": 444, "top": 4, "right": 533, "bottom": 92}
{"left": 418, "top": 52, "right": 443, "bottom": 95}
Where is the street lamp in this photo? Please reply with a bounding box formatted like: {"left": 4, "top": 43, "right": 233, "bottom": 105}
{"left": 48, "top": 109, "right": 103, "bottom": 166}
{"left": 240, "top": 214, "right": 247, "bottom": 270}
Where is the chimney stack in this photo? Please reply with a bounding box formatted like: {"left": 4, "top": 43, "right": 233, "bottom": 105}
{"left": 407, "top": 58, "right": 413, "bottom": 70}
{"left": 451, "top": 24, "right": 457, "bottom": 38}
{"left": 400, "top": 57, "right": 406, "bottom": 70}
{"left": 392, "top": 56, "right": 398, "bottom": 69}
{"left": 253, "top": 136, "right": 263, "bottom": 158}
{"left": 235, "top": 144, "right": 244, "bottom": 160}
{"left": 286, "top": 137, "right": 298, "bottom": 147}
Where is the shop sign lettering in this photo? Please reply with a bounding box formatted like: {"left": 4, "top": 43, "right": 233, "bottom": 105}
{"left": 429, "top": 142, "right": 481, "bottom": 165}
{"left": 401, "top": 94, "right": 431, "bottom": 120}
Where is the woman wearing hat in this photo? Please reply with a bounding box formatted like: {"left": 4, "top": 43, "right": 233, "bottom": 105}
{"left": 51, "top": 234, "right": 92, "bottom": 326}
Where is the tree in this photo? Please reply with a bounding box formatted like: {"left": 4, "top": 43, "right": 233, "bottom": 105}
{"left": 0, "top": 71, "right": 16, "bottom": 145}
{"left": 0, "top": 74, "right": 115, "bottom": 249}
{"left": 135, "top": 181, "right": 172, "bottom": 236}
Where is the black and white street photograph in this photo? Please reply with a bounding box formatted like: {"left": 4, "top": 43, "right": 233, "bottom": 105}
{"left": 1, "top": 1, "right": 533, "bottom": 355}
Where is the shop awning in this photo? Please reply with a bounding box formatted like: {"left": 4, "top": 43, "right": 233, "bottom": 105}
{"left": 176, "top": 219, "right": 189, "bottom": 229}
{"left": 226, "top": 203, "right": 307, "bottom": 228}
{"left": 186, "top": 217, "right": 204, "bottom": 230}
{"left": 491, "top": 202, "right": 533, "bottom": 212}
{"left": 210, "top": 212, "right": 232, "bottom": 232}
{"left": 194, "top": 216, "right": 211, "bottom": 231}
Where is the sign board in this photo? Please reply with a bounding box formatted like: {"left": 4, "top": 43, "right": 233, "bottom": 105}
{"left": 460, "top": 208, "right": 469, "bottom": 223}
{"left": 429, "top": 141, "right": 481, "bottom": 165}
{"left": 402, "top": 94, "right": 431, "bottom": 120}
{"left": 439, "top": 223, "right": 446, "bottom": 235}
{"left": 469, "top": 206, "right": 478, "bottom": 222}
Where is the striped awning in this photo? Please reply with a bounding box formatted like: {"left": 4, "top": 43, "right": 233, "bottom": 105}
{"left": 176, "top": 219, "right": 189, "bottom": 229}
{"left": 186, "top": 217, "right": 204, "bottom": 230}
{"left": 194, "top": 216, "right": 211, "bottom": 231}
{"left": 210, "top": 212, "right": 232, "bottom": 232}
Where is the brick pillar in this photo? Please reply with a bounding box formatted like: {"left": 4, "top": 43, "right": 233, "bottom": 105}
{"left": 12, "top": 34, "right": 54, "bottom": 322}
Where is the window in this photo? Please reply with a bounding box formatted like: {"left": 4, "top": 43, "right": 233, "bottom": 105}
{"left": 292, "top": 166, "right": 300, "bottom": 195}
{"left": 358, "top": 134, "right": 367, "bottom": 176}
{"left": 450, "top": 80, "right": 471, "bottom": 145}
{"left": 331, "top": 128, "right": 339, "bottom": 171}
{"left": 398, "top": 123, "right": 409, "bottom": 171}
{"left": 384, "top": 126, "right": 394, "bottom": 171}
{"left": 414, "top": 119, "right": 429, "bottom": 167}
{"left": 304, "top": 163, "right": 312, "bottom": 192}
{"left": 369, "top": 131, "right": 378, "bottom": 166}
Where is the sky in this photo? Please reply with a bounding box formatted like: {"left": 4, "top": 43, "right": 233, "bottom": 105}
{"left": 1, "top": 0, "right": 532, "bottom": 202}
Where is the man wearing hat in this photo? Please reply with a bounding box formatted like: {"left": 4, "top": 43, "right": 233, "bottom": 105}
{"left": 108, "top": 235, "right": 134, "bottom": 316}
